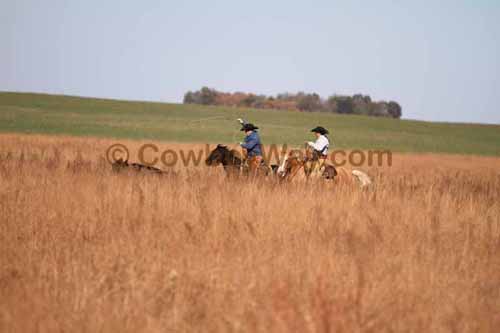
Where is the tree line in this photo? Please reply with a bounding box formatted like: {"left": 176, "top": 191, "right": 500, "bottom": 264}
{"left": 183, "top": 87, "right": 402, "bottom": 118}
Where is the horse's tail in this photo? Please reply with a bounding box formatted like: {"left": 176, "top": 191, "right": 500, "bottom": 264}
{"left": 352, "top": 170, "right": 372, "bottom": 187}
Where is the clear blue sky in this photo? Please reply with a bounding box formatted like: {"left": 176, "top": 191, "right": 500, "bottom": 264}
{"left": 1, "top": 0, "right": 499, "bottom": 123}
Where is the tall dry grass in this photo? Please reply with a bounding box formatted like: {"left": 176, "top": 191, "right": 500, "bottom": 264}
{"left": 1, "top": 134, "right": 500, "bottom": 332}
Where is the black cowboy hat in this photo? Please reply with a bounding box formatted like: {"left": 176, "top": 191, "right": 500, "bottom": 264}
{"left": 241, "top": 123, "right": 259, "bottom": 131}
{"left": 311, "top": 126, "right": 329, "bottom": 135}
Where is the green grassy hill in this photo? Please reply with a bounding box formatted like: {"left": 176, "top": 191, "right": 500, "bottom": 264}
{"left": 1, "top": 92, "right": 499, "bottom": 155}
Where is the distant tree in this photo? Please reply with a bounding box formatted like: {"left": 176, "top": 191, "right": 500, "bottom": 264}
{"left": 277, "top": 92, "right": 295, "bottom": 101}
{"left": 240, "top": 94, "right": 257, "bottom": 107}
{"left": 252, "top": 95, "right": 268, "bottom": 108}
{"left": 388, "top": 101, "right": 402, "bottom": 118}
{"left": 199, "top": 87, "right": 217, "bottom": 105}
{"left": 325, "top": 95, "right": 338, "bottom": 113}
{"left": 353, "top": 94, "right": 372, "bottom": 104}
{"left": 182, "top": 87, "right": 402, "bottom": 118}
{"left": 371, "top": 102, "right": 390, "bottom": 117}
{"left": 183, "top": 91, "right": 196, "bottom": 104}
{"left": 352, "top": 94, "right": 372, "bottom": 115}
{"left": 297, "top": 93, "right": 322, "bottom": 112}
{"left": 332, "top": 96, "right": 354, "bottom": 114}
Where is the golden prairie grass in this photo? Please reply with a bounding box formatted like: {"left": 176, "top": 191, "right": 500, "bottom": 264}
{"left": 0, "top": 134, "right": 499, "bottom": 332}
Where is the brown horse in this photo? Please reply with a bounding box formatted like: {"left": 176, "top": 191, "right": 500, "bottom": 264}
{"left": 277, "top": 150, "right": 372, "bottom": 187}
{"left": 205, "top": 144, "right": 277, "bottom": 176}
{"left": 112, "top": 158, "right": 171, "bottom": 176}
{"left": 205, "top": 144, "right": 244, "bottom": 176}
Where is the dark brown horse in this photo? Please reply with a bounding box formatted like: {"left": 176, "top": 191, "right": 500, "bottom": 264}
{"left": 205, "top": 144, "right": 277, "bottom": 176}
{"left": 112, "top": 158, "right": 171, "bottom": 176}
{"left": 205, "top": 144, "right": 244, "bottom": 176}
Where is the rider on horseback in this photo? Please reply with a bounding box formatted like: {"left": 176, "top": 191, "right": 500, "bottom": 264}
{"left": 238, "top": 119, "right": 263, "bottom": 172}
{"left": 306, "top": 126, "right": 331, "bottom": 175}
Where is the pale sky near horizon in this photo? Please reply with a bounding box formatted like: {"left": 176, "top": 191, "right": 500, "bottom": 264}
{"left": 1, "top": 0, "right": 499, "bottom": 124}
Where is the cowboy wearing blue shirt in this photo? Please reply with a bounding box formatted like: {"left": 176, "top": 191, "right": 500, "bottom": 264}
{"left": 238, "top": 119, "right": 263, "bottom": 171}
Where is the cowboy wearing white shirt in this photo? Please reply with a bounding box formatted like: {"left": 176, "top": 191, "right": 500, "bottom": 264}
{"left": 306, "top": 126, "right": 331, "bottom": 175}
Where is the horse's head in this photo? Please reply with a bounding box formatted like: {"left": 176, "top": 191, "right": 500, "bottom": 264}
{"left": 205, "top": 144, "right": 228, "bottom": 166}
{"left": 277, "top": 150, "right": 303, "bottom": 178}
{"left": 276, "top": 151, "right": 289, "bottom": 177}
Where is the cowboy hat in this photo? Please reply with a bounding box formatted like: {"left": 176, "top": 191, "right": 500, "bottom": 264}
{"left": 311, "top": 126, "right": 329, "bottom": 135}
{"left": 241, "top": 123, "right": 259, "bottom": 131}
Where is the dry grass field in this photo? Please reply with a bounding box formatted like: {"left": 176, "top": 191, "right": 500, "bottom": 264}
{"left": 1, "top": 134, "right": 500, "bottom": 332}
